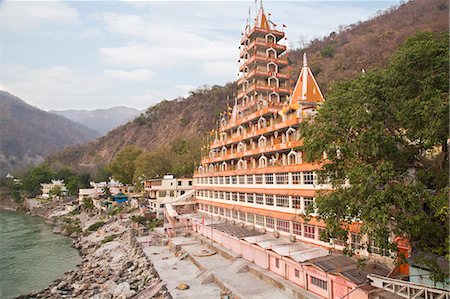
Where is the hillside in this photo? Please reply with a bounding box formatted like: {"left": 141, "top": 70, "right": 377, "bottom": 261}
{"left": 50, "top": 106, "right": 142, "bottom": 135}
{"left": 0, "top": 91, "right": 99, "bottom": 176}
{"left": 49, "top": 0, "right": 449, "bottom": 173}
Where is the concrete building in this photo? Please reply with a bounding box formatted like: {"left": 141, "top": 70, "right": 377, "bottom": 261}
{"left": 144, "top": 175, "right": 193, "bottom": 218}
{"left": 41, "top": 180, "right": 68, "bottom": 199}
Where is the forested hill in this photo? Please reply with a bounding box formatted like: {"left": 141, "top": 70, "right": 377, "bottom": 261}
{"left": 48, "top": 0, "right": 449, "bottom": 174}
{"left": 0, "top": 91, "right": 99, "bottom": 176}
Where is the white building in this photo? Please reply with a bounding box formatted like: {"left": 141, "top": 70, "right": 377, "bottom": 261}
{"left": 41, "top": 180, "right": 68, "bottom": 199}
{"left": 78, "top": 179, "right": 127, "bottom": 204}
{"left": 144, "top": 175, "right": 193, "bottom": 218}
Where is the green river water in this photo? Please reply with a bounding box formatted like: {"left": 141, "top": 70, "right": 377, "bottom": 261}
{"left": 0, "top": 209, "right": 81, "bottom": 299}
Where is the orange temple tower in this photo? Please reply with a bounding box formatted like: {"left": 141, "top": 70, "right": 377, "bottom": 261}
{"left": 193, "top": 3, "right": 331, "bottom": 249}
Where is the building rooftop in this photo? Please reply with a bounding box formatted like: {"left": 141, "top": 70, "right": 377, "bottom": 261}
{"left": 209, "top": 222, "right": 264, "bottom": 239}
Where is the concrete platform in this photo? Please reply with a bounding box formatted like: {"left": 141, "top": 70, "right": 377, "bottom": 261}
{"left": 143, "top": 245, "right": 222, "bottom": 299}
{"left": 142, "top": 234, "right": 321, "bottom": 299}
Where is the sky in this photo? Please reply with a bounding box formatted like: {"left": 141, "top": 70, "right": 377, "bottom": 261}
{"left": 1, "top": 0, "right": 400, "bottom": 111}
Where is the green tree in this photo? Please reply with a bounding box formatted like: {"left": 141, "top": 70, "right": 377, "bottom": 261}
{"left": 134, "top": 151, "right": 173, "bottom": 181}
{"left": 65, "top": 176, "right": 79, "bottom": 196}
{"left": 49, "top": 186, "right": 62, "bottom": 198}
{"left": 21, "top": 164, "right": 55, "bottom": 196}
{"left": 108, "top": 146, "right": 143, "bottom": 184}
{"left": 299, "top": 32, "right": 448, "bottom": 272}
{"left": 83, "top": 197, "right": 94, "bottom": 211}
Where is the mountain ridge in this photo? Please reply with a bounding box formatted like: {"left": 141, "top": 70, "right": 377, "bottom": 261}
{"left": 48, "top": 0, "right": 448, "bottom": 174}
{"left": 50, "top": 106, "right": 142, "bottom": 135}
{"left": 0, "top": 91, "right": 100, "bottom": 176}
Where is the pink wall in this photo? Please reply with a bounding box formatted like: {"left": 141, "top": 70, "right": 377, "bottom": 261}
{"left": 230, "top": 237, "right": 242, "bottom": 255}
{"left": 252, "top": 245, "right": 269, "bottom": 269}
{"left": 304, "top": 266, "right": 329, "bottom": 298}
{"left": 268, "top": 253, "right": 285, "bottom": 277}
{"left": 189, "top": 222, "right": 367, "bottom": 299}
{"left": 285, "top": 260, "right": 304, "bottom": 288}
{"left": 241, "top": 241, "right": 254, "bottom": 262}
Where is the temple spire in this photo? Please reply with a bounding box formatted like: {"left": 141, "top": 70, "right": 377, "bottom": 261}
{"left": 303, "top": 53, "right": 308, "bottom": 67}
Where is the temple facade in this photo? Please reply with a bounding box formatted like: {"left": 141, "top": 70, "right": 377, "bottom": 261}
{"left": 193, "top": 4, "right": 342, "bottom": 252}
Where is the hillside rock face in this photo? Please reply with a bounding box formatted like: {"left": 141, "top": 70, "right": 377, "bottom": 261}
{"left": 49, "top": 0, "right": 448, "bottom": 173}
{"left": 0, "top": 91, "right": 99, "bottom": 176}
{"left": 50, "top": 107, "right": 142, "bottom": 136}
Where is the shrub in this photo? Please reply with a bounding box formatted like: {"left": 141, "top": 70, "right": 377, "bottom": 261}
{"left": 86, "top": 221, "right": 105, "bottom": 232}
{"left": 65, "top": 224, "right": 81, "bottom": 235}
{"left": 102, "top": 234, "right": 117, "bottom": 244}
{"left": 83, "top": 197, "right": 94, "bottom": 211}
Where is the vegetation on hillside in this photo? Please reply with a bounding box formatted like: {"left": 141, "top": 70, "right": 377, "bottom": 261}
{"left": 300, "top": 32, "right": 449, "bottom": 281}
{"left": 47, "top": 0, "right": 448, "bottom": 178}
{"left": 2, "top": 165, "right": 93, "bottom": 201}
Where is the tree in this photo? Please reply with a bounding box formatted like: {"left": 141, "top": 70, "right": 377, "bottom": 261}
{"left": 21, "top": 164, "right": 54, "bottom": 196}
{"left": 49, "top": 186, "right": 62, "bottom": 198}
{"left": 299, "top": 32, "right": 448, "bottom": 274}
{"left": 108, "top": 146, "right": 143, "bottom": 184}
{"left": 133, "top": 151, "right": 172, "bottom": 181}
{"left": 65, "top": 176, "right": 79, "bottom": 196}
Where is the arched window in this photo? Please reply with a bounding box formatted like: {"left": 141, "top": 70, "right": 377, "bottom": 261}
{"left": 221, "top": 162, "right": 228, "bottom": 171}
{"left": 259, "top": 155, "right": 268, "bottom": 168}
{"left": 237, "top": 125, "right": 245, "bottom": 136}
{"left": 209, "top": 164, "right": 214, "bottom": 172}
{"left": 265, "top": 34, "right": 275, "bottom": 44}
{"left": 237, "top": 159, "right": 246, "bottom": 170}
{"left": 258, "top": 135, "right": 267, "bottom": 148}
{"left": 198, "top": 165, "right": 203, "bottom": 174}
{"left": 266, "top": 48, "right": 277, "bottom": 59}
{"left": 237, "top": 142, "right": 246, "bottom": 153}
{"left": 221, "top": 146, "right": 227, "bottom": 156}
{"left": 242, "top": 95, "right": 248, "bottom": 106}
{"left": 268, "top": 76, "right": 279, "bottom": 88}
{"left": 257, "top": 117, "right": 267, "bottom": 130}
{"left": 285, "top": 127, "right": 297, "bottom": 142}
{"left": 269, "top": 92, "right": 279, "bottom": 103}
{"left": 287, "top": 151, "right": 298, "bottom": 165}
{"left": 267, "top": 62, "right": 278, "bottom": 73}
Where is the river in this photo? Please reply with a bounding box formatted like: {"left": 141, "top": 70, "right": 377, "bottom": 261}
{"left": 0, "top": 209, "right": 81, "bottom": 299}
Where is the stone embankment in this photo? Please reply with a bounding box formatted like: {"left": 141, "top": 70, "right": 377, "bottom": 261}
{"left": 14, "top": 199, "right": 171, "bottom": 299}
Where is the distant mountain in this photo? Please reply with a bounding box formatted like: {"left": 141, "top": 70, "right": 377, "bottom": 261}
{"left": 0, "top": 91, "right": 99, "bottom": 176}
{"left": 49, "top": 0, "right": 448, "bottom": 173}
{"left": 50, "top": 107, "right": 142, "bottom": 135}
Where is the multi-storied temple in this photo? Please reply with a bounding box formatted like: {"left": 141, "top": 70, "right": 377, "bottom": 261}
{"left": 162, "top": 3, "right": 449, "bottom": 298}
{"left": 194, "top": 5, "right": 341, "bottom": 251}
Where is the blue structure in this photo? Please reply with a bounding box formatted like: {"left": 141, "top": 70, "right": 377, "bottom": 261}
{"left": 112, "top": 193, "right": 128, "bottom": 204}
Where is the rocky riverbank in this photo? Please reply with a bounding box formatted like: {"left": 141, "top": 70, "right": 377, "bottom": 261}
{"left": 10, "top": 199, "right": 171, "bottom": 299}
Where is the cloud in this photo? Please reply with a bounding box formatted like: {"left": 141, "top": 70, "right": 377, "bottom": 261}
{"left": 200, "top": 61, "right": 238, "bottom": 79}
{"left": 1, "top": 1, "right": 79, "bottom": 33}
{"left": 95, "top": 12, "right": 238, "bottom": 70}
{"left": 103, "top": 69, "right": 154, "bottom": 82}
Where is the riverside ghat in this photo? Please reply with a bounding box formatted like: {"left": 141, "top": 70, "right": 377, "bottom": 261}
{"left": 8, "top": 198, "right": 171, "bottom": 299}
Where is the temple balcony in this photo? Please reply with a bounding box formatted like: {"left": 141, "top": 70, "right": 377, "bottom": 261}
{"left": 239, "top": 38, "right": 287, "bottom": 58}
{"left": 210, "top": 116, "right": 300, "bottom": 150}
{"left": 238, "top": 83, "right": 290, "bottom": 99}
{"left": 220, "top": 103, "right": 284, "bottom": 132}
{"left": 194, "top": 163, "right": 323, "bottom": 178}
{"left": 201, "top": 139, "right": 302, "bottom": 164}
{"left": 237, "top": 69, "right": 290, "bottom": 86}
{"left": 240, "top": 27, "right": 285, "bottom": 45}
{"left": 239, "top": 54, "right": 288, "bottom": 71}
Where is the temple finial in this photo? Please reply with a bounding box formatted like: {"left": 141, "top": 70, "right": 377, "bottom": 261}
{"left": 303, "top": 53, "right": 308, "bottom": 67}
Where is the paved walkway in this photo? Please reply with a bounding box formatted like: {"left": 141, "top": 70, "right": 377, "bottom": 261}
{"left": 142, "top": 235, "right": 294, "bottom": 299}
{"left": 143, "top": 242, "right": 222, "bottom": 299}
